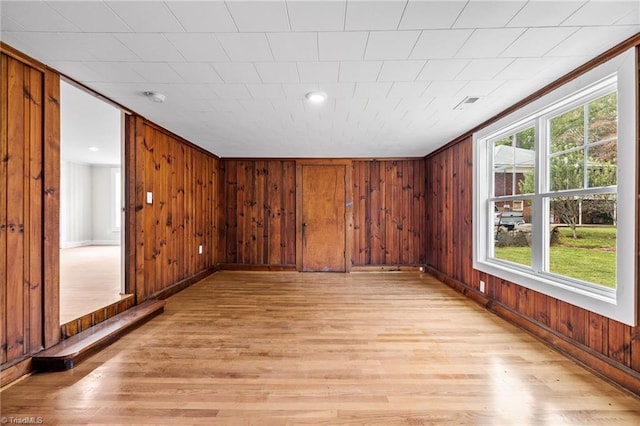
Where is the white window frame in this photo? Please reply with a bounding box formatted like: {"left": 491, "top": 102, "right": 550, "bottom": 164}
{"left": 473, "top": 48, "right": 637, "bottom": 326}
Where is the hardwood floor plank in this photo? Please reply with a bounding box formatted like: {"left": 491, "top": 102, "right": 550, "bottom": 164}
{"left": 2, "top": 271, "right": 639, "bottom": 424}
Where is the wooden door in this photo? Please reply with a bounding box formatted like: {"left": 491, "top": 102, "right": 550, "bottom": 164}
{"left": 301, "top": 165, "right": 346, "bottom": 272}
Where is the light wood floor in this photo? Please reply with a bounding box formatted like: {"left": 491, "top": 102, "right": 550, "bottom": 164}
{"left": 60, "top": 245, "right": 127, "bottom": 324}
{"left": 3, "top": 271, "right": 640, "bottom": 424}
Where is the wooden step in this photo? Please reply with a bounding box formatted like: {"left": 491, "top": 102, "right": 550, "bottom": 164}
{"left": 32, "top": 299, "right": 165, "bottom": 372}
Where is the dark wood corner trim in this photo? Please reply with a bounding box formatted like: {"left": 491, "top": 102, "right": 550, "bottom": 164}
{"left": 146, "top": 267, "right": 217, "bottom": 301}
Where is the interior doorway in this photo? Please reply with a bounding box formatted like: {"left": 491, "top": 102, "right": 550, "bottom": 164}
{"left": 301, "top": 164, "right": 346, "bottom": 272}
{"left": 59, "top": 80, "right": 129, "bottom": 324}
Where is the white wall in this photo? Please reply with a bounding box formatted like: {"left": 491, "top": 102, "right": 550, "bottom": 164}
{"left": 60, "top": 161, "right": 121, "bottom": 248}
{"left": 92, "top": 166, "right": 120, "bottom": 244}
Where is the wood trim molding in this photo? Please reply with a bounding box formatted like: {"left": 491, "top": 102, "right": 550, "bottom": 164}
{"left": 0, "top": 357, "right": 32, "bottom": 388}
{"left": 424, "top": 265, "right": 640, "bottom": 398}
{"left": 43, "top": 69, "right": 61, "bottom": 349}
{"left": 217, "top": 264, "right": 296, "bottom": 272}
{"left": 146, "top": 267, "right": 217, "bottom": 301}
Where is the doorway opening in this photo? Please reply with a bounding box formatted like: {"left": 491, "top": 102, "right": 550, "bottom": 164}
{"left": 59, "top": 80, "right": 130, "bottom": 325}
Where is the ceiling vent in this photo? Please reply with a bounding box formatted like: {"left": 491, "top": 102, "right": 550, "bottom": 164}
{"left": 454, "top": 96, "right": 480, "bottom": 110}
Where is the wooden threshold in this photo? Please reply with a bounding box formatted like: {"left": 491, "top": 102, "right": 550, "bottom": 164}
{"left": 61, "top": 294, "right": 135, "bottom": 339}
{"left": 32, "top": 299, "right": 165, "bottom": 372}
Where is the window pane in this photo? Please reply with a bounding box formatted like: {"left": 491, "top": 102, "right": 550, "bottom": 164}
{"left": 493, "top": 199, "right": 531, "bottom": 267}
{"left": 550, "top": 150, "right": 584, "bottom": 191}
{"left": 550, "top": 105, "right": 584, "bottom": 153}
{"left": 493, "top": 129, "right": 535, "bottom": 197}
{"left": 588, "top": 141, "right": 617, "bottom": 187}
{"left": 547, "top": 194, "right": 616, "bottom": 288}
{"left": 588, "top": 92, "right": 617, "bottom": 144}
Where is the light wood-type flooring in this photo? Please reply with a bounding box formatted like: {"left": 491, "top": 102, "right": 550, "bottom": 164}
{"left": 60, "top": 245, "right": 127, "bottom": 324}
{"left": 3, "top": 271, "right": 640, "bottom": 424}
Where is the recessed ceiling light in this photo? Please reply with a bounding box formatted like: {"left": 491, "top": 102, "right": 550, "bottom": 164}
{"left": 144, "top": 91, "right": 166, "bottom": 103}
{"left": 305, "top": 91, "right": 327, "bottom": 104}
{"left": 88, "top": 146, "right": 100, "bottom": 152}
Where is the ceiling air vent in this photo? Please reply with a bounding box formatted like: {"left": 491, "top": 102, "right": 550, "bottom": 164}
{"left": 454, "top": 96, "right": 480, "bottom": 111}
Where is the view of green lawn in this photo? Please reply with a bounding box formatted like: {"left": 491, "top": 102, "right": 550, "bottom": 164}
{"left": 494, "top": 226, "right": 616, "bottom": 288}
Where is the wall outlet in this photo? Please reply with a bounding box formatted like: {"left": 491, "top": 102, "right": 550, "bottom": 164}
{"left": 479, "top": 280, "right": 486, "bottom": 293}
{"left": 146, "top": 192, "right": 153, "bottom": 204}
{"left": 198, "top": 245, "right": 203, "bottom": 255}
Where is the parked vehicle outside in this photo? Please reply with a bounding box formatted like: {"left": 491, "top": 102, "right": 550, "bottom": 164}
{"left": 494, "top": 206, "right": 524, "bottom": 230}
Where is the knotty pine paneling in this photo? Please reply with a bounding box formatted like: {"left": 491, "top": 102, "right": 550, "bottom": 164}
{"left": 425, "top": 135, "right": 640, "bottom": 392}
{"left": 1, "top": 51, "right": 60, "bottom": 368}
{"left": 220, "top": 160, "right": 296, "bottom": 266}
{"left": 131, "top": 118, "right": 218, "bottom": 302}
{"left": 352, "top": 160, "right": 426, "bottom": 266}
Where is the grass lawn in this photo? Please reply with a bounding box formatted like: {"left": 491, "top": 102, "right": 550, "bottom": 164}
{"left": 494, "top": 226, "right": 616, "bottom": 288}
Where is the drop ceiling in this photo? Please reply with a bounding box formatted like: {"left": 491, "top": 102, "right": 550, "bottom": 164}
{"left": 2, "top": 1, "right": 639, "bottom": 158}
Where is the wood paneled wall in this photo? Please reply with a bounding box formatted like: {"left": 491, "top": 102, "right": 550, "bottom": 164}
{"left": 1, "top": 50, "right": 60, "bottom": 370}
{"left": 425, "top": 53, "right": 640, "bottom": 395}
{"left": 352, "top": 160, "right": 426, "bottom": 266}
{"left": 219, "top": 160, "right": 296, "bottom": 266}
{"left": 130, "top": 117, "right": 218, "bottom": 302}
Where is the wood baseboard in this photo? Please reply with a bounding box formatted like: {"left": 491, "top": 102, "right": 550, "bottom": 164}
{"left": 424, "top": 265, "right": 640, "bottom": 398}
{"left": 0, "top": 357, "right": 33, "bottom": 388}
{"left": 351, "top": 265, "right": 424, "bottom": 272}
{"left": 217, "top": 264, "right": 297, "bottom": 272}
{"left": 148, "top": 267, "right": 217, "bottom": 300}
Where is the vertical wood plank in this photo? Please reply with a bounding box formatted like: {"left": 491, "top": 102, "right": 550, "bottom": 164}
{"left": 27, "top": 67, "right": 43, "bottom": 353}
{"left": 0, "top": 54, "right": 8, "bottom": 364}
{"left": 42, "top": 68, "right": 60, "bottom": 348}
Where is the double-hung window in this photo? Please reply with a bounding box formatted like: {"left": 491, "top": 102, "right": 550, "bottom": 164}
{"left": 473, "top": 48, "right": 637, "bottom": 326}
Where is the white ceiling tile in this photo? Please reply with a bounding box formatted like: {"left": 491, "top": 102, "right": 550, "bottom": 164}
{"left": 2, "top": 1, "right": 78, "bottom": 32}
{"left": 458, "top": 80, "right": 505, "bottom": 96}
{"left": 378, "top": 60, "right": 426, "bottom": 82}
{"left": 216, "top": 33, "right": 273, "bottom": 62}
{"left": 287, "top": 0, "right": 346, "bottom": 31}
{"left": 48, "top": 61, "right": 103, "bottom": 83}
{"left": 165, "top": 1, "right": 237, "bottom": 32}
{"left": 410, "top": 29, "right": 473, "bottom": 59}
{"left": 255, "top": 63, "right": 300, "bottom": 83}
{"left": 455, "top": 58, "right": 514, "bottom": 80}
{"left": 501, "top": 27, "right": 579, "bottom": 58}
{"left": 345, "top": 1, "right": 407, "bottom": 30}
{"left": 417, "top": 59, "right": 470, "bottom": 81}
{"left": 561, "top": 1, "right": 640, "bottom": 26}
{"left": 210, "top": 84, "right": 252, "bottom": 100}
{"left": 387, "top": 82, "right": 430, "bottom": 98}
{"left": 399, "top": 1, "right": 467, "bottom": 30}
{"left": 339, "top": 61, "right": 383, "bottom": 82}
{"left": 456, "top": 29, "right": 526, "bottom": 58}
{"left": 106, "top": 1, "right": 183, "bottom": 33}
{"left": 454, "top": 1, "right": 527, "bottom": 28}
{"left": 115, "top": 34, "right": 184, "bottom": 62}
{"left": 245, "top": 84, "right": 286, "bottom": 99}
{"left": 546, "top": 26, "right": 639, "bottom": 57}
{"left": 226, "top": 0, "right": 290, "bottom": 32}
{"left": 354, "top": 82, "right": 393, "bottom": 98}
{"left": 616, "top": 7, "right": 640, "bottom": 25}
{"left": 213, "top": 63, "right": 261, "bottom": 84}
{"left": 318, "top": 32, "right": 368, "bottom": 60}
{"left": 267, "top": 33, "right": 318, "bottom": 61}
{"left": 507, "top": 1, "right": 586, "bottom": 27}
{"left": 169, "top": 63, "right": 222, "bottom": 83}
{"left": 130, "top": 63, "right": 184, "bottom": 83}
{"left": 422, "top": 81, "right": 467, "bottom": 98}
{"left": 297, "top": 62, "right": 339, "bottom": 83}
{"left": 47, "top": 1, "right": 130, "bottom": 32}
{"left": 165, "top": 34, "right": 229, "bottom": 62}
{"left": 334, "top": 99, "right": 368, "bottom": 115}
{"left": 494, "top": 58, "right": 563, "bottom": 80}
{"left": 83, "top": 62, "right": 145, "bottom": 83}
{"left": 365, "top": 31, "right": 421, "bottom": 60}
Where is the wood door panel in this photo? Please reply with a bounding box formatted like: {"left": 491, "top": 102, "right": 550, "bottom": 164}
{"left": 302, "top": 165, "right": 345, "bottom": 272}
